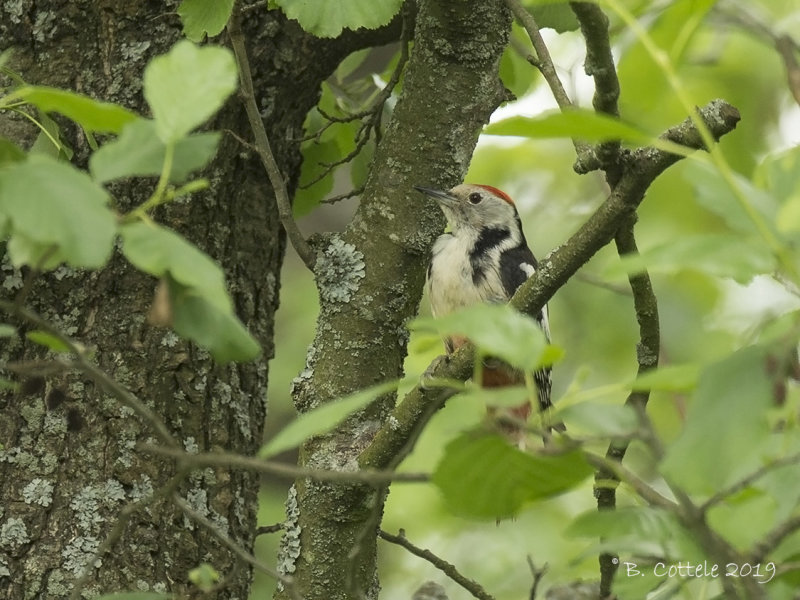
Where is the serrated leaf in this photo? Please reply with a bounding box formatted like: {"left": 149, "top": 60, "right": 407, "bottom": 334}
{"left": 274, "top": 0, "right": 402, "bottom": 38}
{"left": 143, "top": 41, "right": 237, "bottom": 143}
{"left": 14, "top": 86, "right": 137, "bottom": 134}
{"left": 258, "top": 378, "right": 406, "bottom": 458}
{"left": 90, "top": 119, "right": 220, "bottom": 183}
{"left": 558, "top": 402, "right": 639, "bottom": 437}
{"left": 178, "top": 0, "right": 234, "bottom": 41}
{"left": 169, "top": 279, "right": 260, "bottom": 363}
{"left": 631, "top": 363, "right": 700, "bottom": 392}
{"left": 660, "top": 346, "right": 774, "bottom": 495}
{"left": 120, "top": 222, "right": 231, "bottom": 312}
{"left": 486, "top": 108, "right": 653, "bottom": 144}
{"left": 26, "top": 330, "right": 70, "bottom": 352}
{"left": 410, "top": 304, "right": 551, "bottom": 372}
{"left": 0, "top": 154, "right": 116, "bottom": 269}
{"left": 0, "top": 137, "right": 25, "bottom": 166}
{"left": 432, "top": 432, "right": 592, "bottom": 519}
{"left": 0, "top": 324, "right": 16, "bottom": 337}
{"left": 95, "top": 594, "right": 173, "bottom": 600}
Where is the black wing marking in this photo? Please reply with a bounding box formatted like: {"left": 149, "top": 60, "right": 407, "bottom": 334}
{"left": 498, "top": 243, "right": 537, "bottom": 297}
{"left": 469, "top": 226, "right": 510, "bottom": 285}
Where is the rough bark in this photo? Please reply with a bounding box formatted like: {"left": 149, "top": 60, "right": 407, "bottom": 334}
{"left": 0, "top": 2, "right": 397, "bottom": 598}
{"left": 283, "top": 1, "right": 512, "bottom": 598}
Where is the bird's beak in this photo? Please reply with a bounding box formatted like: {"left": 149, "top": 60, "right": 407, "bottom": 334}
{"left": 414, "top": 186, "right": 458, "bottom": 207}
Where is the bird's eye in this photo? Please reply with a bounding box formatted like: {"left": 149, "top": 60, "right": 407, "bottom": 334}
{"left": 468, "top": 192, "right": 482, "bottom": 204}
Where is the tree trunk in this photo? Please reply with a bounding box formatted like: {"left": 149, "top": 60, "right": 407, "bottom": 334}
{"left": 0, "top": 2, "right": 395, "bottom": 598}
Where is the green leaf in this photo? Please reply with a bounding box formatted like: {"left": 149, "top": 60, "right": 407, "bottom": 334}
{"left": 452, "top": 384, "right": 530, "bottom": 409}
{"left": 26, "top": 330, "right": 71, "bottom": 353}
{"left": 177, "top": 0, "right": 234, "bottom": 41}
{"left": 0, "top": 137, "right": 25, "bottom": 166}
{"left": 485, "top": 108, "right": 653, "bottom": 144}
{"left": 0, "top": 377, "right": 18, "bottom": 391}
{"left": 188, "top": 562, "right": 220, "bottom": 591}
{"left": 169, "top": 279, "right": 260, "bottom": 363}
{"left": 432, "top": 432, "right": 593, "bottom": 519}
{"left": 631, "top": 363, "right": 700, "bottom": 392}
{"left": 293, "top": 138, "right": 339, "bottom": 216}
{"left": 6, "top": 232, "right": 64, "bottom": 270}
{"left": 274, "top": 0, "right": 402, "bottom": 38}
{"left": 0, "top": 324, "right": 16, "bottom": 337}
{"left": 0, "top": 154, "right": 116, "bottom": 269}
{"left": 409, "top": 304, "right": 551, "bottom": 372}
{"left": 14, "top": 86, "right": 137, "bottom": 134}
{"left": 143, "top": 41, "right": 237, "bottom": 143}
{"left": 610, "top": 233, "right": 775, "bottom": 283}
{"left": 660, "top": 346, "right": 774, "bottom": 495}
{"left": 95, "top": 594, "right": 172, "bottom": 600}
{"left": 258, "top": 378, "right": 406, "bottom": 458}
{"left": 120, "top": 222, "right": 231, "bottom": 312}
{"left": 527, "top": 2, "right": 580, "bottom": 33}
{"left": 688, "top": 161, "right": 779, "bottom": 236}
{"left": 90, "top": 119, "right": 220, "bottom": 183}
{"left": 558, "top": 402, "right": 639, "bottom": 437}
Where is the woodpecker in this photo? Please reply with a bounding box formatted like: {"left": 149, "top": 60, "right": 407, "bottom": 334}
{"left": 416, "top": 183, "right": 554, "bottom": 435}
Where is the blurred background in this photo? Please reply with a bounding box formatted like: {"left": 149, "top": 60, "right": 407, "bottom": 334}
{"left": 251, "top": 1, "right": 800, "bottom": 597}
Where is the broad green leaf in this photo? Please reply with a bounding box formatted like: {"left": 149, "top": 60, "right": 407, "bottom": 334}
{"left": 26, "top": 330, "right": 71, "bottom": 353}
{"left": 610, "top": 233, "right": 775, "bottom": 283}
{"left": 660, "top": 346, "right": 774, "bottom": 495}
{"left": 558, "top": 402, "right": 639, "bottom": 437}
{"left": 410, "top": 304, "right": 551, "bottom": 372}
{"left": 274, "top": 0, "right": 402, "bottom": 38}
{"left": 143, "top": 41, "right": 237, "bottom": 143}
{"left": 28, "top": 111, "right": 72, "bottom": 159}
{"left": 485, "top": 108, "right": 653, "bottom": 144}
{"left": 169, "top": 279, "right": 260, "bottom": 363}
{"left": 14, "top": 86, "right": 137, "bottom": 134}
{"left": 178, "top": 0, "right": 234, "bottom": 41}
{"left": 90, "top": 119, "right": 220, "bottom": 183}
{"left": 0, "top": 154, "right": 116, "bottom": 268}
{"left": 95, "top": 594, "right": 172, "bottom": 600}
{"left": 0, "top": 137, "right": 25, "bottom": 166}
{"left": 258, "top": 378, "right": 406, "bottom": 458}
{"left": 6, "top": 232, "right": 64, "bottom": 270}
{"left": 120, "top": 222, "right": 231, "bottom": 312}
{"left": 528, "top": 2, "right": 580, "bottom": 32}
{"left": 706, "top": 488, "right": 776, "bottom": 552}
{"left": 688, "top": 161, "right": 779, "bottom": 236}
{"left": 0, "top": 324, "right": 16, "bottom": 337}
{"left": 432, "top": 432, "right": 592, "bottom": 519}
{"left": 631, "top": 363, "right": 700, "bottom": 392}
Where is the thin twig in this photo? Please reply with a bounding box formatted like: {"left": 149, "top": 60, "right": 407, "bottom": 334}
{"left": 752, "top": 514, "right": 800, "bottom": 564}
{"left": 256, "top": 522, "right": 284, "bottom": 536}
{"left": 527, "top": 557, "right": 547, "bottom": 600}
{"left": 379, "top": 529, "right": 496, "bottom": 600}
{"left": 172, "top": 493, "right": 300, "bottom": 597}
{"left": 322, "top": 185, "right": 365, "bottom": 205}
{"left": 0, "top": 300, "right": 179, "bottom": 448}
{"left": 570, "top": 1, "right": 622, "bottom": 177}
{"left": 227, "top": 6, "right": 316, "bottom": 270}
{"left": 140, "top": 444, "right": 429, "bottom": 484}
{"left": 503, "top": 0, "right": 598, "bottom": 170}
{"left": 594, "top": 216, "right": 660, "bottom": 597}
{"left": 69, "top": 471, "right": 189, "bottom": 600}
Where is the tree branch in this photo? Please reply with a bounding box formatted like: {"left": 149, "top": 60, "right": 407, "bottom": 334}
{"left": 379, "top": 529, "right": 496, "bottom": 600}
{"left": 141, "top": 445, "right": 428, "bottom": 484}
{"left": 570, "top": 1, "right": 622, "bottom": 177}
{"left": 227, "top": 6, "right": 316, "bottom": 271}
{"left": 595, "top": 215, "right": 660, "bottom": 597}
{"left": 751, "top": 513, "right": 800, "bottom": 564}
{"left": 362, "top": 99, "right": 740, "bottom": 470}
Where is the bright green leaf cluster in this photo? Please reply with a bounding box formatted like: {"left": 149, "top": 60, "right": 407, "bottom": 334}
{"left": 0, "top": 41, "right": 257, "bottom": 364}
